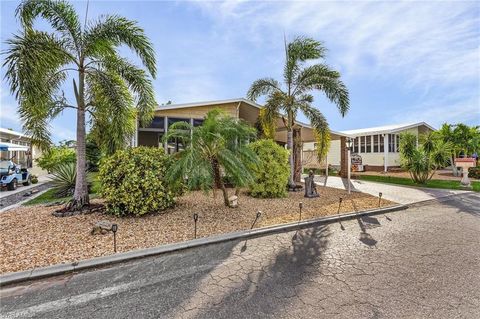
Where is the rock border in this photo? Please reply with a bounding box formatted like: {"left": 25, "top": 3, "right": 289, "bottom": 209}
{"left": 0, "top": 203, "right": 408, "bottom": 287}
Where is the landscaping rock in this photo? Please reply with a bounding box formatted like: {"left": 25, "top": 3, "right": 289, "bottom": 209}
{"left": 228, "top": 195, "right": 238, "bottom": 208}
{"left": 91, "top": 220, "right": 113, "bottom": 235}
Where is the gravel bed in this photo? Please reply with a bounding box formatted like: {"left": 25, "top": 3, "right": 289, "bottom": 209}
{"left": 0, "top": 183, "right": 52, "bottom": 209}
{"left": 0, "top": 186, "right": 395, "bottom": 274}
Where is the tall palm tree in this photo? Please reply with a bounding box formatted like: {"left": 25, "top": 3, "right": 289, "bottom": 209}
{"left": 3, "top": 0, "right": 156, "bottom": 211}
{"left": 164, "top": 109, "right": 258, "bottom": 207}
{"left": 247, "top": 36, "right": 349, "bottom": 185}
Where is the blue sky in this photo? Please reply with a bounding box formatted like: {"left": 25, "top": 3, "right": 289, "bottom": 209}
{"left": 1, "top": 0, "right": 479, "bottom": 143}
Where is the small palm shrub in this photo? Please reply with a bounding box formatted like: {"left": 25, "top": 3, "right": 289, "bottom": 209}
{"left": 51, "top": 163, "right": 76, "bottom": 197}
{"left": 99, "top": 147, "right": 181, "bottom": 216}
{"left": 248, "top": 139, "right": 290, "bottom": 198}
{"left": 468, "top": 167, "right": 480, "bottom": 179}
{"left": 400, "top": 132, "right": 451, "bottom": 184}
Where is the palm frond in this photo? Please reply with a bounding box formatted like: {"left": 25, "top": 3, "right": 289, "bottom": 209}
{"left": 87, "top": 69, "right": 135, "bottom": 155}
{"left": 3, "top": 30, "right": 73, "bottom": 148}
{"left": 84, "top": 15, "right": 156, "bottom": 77}
{"left": 298, "top": 102, "right": 330, "bottom": 161}
{"left": 246, "top": 78, "right": 282, "bottom": 101}
{"left": 90, "top": 55, "right": 156, "bottom": 126}
{"left": 16, "top": 0, "right": 81, "bottom": 54}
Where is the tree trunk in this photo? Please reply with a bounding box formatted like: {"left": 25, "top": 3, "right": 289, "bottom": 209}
{"left": 287, "top": 129, "right": 295, "bottom": 188}
{"left": 212, "top": 160, "right": 230, "bottom": 206}
{"left": 69, "top": 70, "right": 89, "bottom": 211}
{"left": 293, "top": 127, "right": 302, "bottom": 182}
{"left": 451, "top": 155, "right": 458, "bottom": 177}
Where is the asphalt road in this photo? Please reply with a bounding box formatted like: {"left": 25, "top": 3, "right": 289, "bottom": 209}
{"left": 1, "top": 193, "right": 479, "bottom": 319}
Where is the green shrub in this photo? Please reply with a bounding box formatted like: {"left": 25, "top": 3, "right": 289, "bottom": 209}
{"left": 30, "top": 174, "right": 38, "bottom": 184}
{"left": 468, "top": 167, "right": 480, "bottom": 179}
{"left": 99, "top": 147, "right": 181, "bottom": 216}
{"left": 248, "top": 139, "right": 290, "bottom": 198}
{"left": 36, "top": 146, "right": 76, "bottom": 173}
{"left": 86, "top": 135, "right": 102, "bottom": 172}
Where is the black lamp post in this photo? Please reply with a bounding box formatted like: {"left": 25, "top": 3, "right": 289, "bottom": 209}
{"left": 111, "top": 224, "right": 118, "bottom": 253}
{"left": 193, "top": 213, "right": 199, "bottom": 239}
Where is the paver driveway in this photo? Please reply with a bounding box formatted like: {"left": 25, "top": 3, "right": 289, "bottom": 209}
{"left": 1, "top": 193, "right": 479, "bottom": 318}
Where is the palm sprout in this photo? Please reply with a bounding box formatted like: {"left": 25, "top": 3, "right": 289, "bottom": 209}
{"left": 247, "top": 36, "right": 349, "bottom": 185}
{"left": 163, "top": 109, "right": 259, "bottom": 207}
{"left": 3, "top": 0, "right": 156, "bottom": 211}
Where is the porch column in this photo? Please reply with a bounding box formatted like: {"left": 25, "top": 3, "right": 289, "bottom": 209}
{"left": 384, "top": 134, "right": 388, "bottom": 172}
{"left": 164, "top": 117, "right": 168, "bottom": 152}
{"left": 340, "top": 136, "right": 348, "bottom": 178}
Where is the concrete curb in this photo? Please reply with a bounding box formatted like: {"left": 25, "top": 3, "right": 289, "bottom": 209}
{"left": 0, "top": 204, "right": 407, "bottom": 287}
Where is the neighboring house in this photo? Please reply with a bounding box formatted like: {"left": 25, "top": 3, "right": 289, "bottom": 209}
{"left": 0, "top": 127, "right": 45, "bottom": 176}
{"left": 304, "top": 122, "right": 435, "bottom": 172}
{"left": 132, "top": 98, "right": 348, "bottom": 154}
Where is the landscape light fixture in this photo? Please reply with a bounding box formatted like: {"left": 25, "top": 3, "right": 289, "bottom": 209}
{"left": 378, "top": 192, "right": 383, "bottom": 207}
{"left": 250, "top": 211, "right": 262, "bottom": 229}
{"left": 299, "top": 202, "right": 303, "bottom": 223}
{"left": 337, "top": 197, "right": 343, "bottom": 214}
{"left": 111, "top": 224, "right": 118, "bottom": 253}
{"left": 193, "top": 213, "right": 199, "bottom": 239}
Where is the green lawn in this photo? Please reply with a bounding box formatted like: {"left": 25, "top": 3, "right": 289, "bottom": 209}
{"left": 24, "top": 172, "right": 101, "bottom": 206}
{"left": 357, "top": 174, "right": 480, "bottom": 192}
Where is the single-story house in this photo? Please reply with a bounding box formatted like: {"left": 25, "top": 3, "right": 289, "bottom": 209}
{"left": 0, "top": 127, "right": 45, "bottom": 176}
{"left": 304, "top": 122, "right": 435, "bottom": 172}
{"left": 131, "top": 98, "right": 349, "bottom": 154}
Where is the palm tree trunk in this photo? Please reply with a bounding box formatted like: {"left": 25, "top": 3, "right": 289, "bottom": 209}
{"left": 212, "top": 160, "right": 230, "bottom": 206}
{"left": 287, "top": 129, "right": 295, "bottom": 188}
{"left": 70, "top": 70, "right": 89, "bottom": 211}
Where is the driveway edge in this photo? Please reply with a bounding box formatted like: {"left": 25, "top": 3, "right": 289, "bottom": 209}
{"left": 0, "top": 204, "right": 406, "bottom": 287}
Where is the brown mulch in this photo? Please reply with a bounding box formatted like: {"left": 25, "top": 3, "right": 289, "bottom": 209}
{"left": 0, "top": 187, "right": 395, "bottom": 274}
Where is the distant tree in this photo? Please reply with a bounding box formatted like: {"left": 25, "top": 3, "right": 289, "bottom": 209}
{"left": 164, "top": 109, "right": 258, "bottom": 207}
{"left": 247, "top": 36, "right": 349, "bottom": 185}
{"left": 3, "top": 0, "right": 156, "bottom": 211}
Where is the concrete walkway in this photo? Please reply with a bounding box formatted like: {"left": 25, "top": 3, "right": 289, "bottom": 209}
{"left": 0, "top": 174, "right": 51, "bottom": 199}
{"left": 320, "top": 176, "right": 471, "bottom": 204}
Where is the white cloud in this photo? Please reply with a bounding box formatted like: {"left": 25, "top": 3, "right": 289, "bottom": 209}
{"left": 192, "top": 0, "right": 480, "bottom": 126}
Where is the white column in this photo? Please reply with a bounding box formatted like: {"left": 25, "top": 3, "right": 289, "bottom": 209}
{"left": 164, "top": 117, "right": 168, "bottom": 153}
{"left": 347, "top": 148, "right": 351, "bottom": 194}
{"left": 384, "top": 134, "right": 388, "bottom": 172}
{"left": 325, "top": 153, "right": 329, "bottom": 178}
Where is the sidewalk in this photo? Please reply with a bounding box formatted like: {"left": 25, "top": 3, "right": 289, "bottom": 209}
{"left": 0, "top": 174, "right": 51, "bottom": 199}
{"left": 320, "top": 176, "right": 471, "bottom": 204}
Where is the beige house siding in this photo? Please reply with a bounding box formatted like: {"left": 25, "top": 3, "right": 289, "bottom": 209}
{"left": 155, "top": 103, "right": 239, "bottom": 119}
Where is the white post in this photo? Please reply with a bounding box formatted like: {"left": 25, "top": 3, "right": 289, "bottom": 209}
{"left": 164, "top": 117, "right": 168, "bottom": 153}
{"left": 384, "top": 134, "right": 388, "bottom": 173}
{"left": 347, "top": 148, "right": 351, "bottom": 194}
{"left": 325, "top": 153, "right": 329, "bottom": 178}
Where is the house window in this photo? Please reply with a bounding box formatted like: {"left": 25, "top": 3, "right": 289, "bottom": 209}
{"left": 353, "top": 137, "right": 359, "bottom": 153}
{"left": 395, "top": 134, "right": 400, "bottom": 152}
{"left": 142, "top": 116, "right": 165, "bottom": 129}
{"left": 193, "top": 119, "right": 204, "bottom": 127}
{"left": 388, "top": 134, "right": 395, "bottom": 152}
{"left": 366, "top": 135, "right": 371, "bottom": 153}
{"left": 167, "top": 118, "right": 190, "bottom": 154}
{"left": 360, "top": 136, "right": 366, "bottom": 153}
{"left": 373, "top": 135, "right": 379, "bottom": 152}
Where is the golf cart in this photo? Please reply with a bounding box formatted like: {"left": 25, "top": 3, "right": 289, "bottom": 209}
{"left": 0, "top": 141, "right": 32, "bottom": 191}
{"left": 0, "top": 160, "right": 31, "bottom": 190}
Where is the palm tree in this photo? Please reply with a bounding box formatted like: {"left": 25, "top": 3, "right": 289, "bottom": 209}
{"left": 3, "top": 0, "right": 156, "bottom": 211}
{"left": 400, "top": 132, "right": 451, "bottom": 184}
{"left": 164, "top": 109, "right": 258, "bottom": 207}
{"left": 247, "top": 36, "right": 349, "bottom": 186}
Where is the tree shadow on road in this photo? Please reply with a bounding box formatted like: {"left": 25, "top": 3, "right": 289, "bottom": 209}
{"left": 439, "top": 193, "right": 480, "bottom": 218}
{"left": 191, "top": 225, "right": 331, "bottom": 319}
